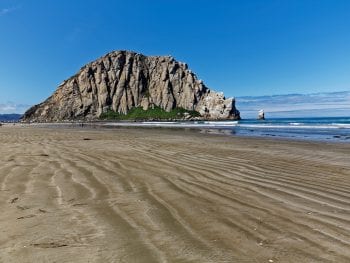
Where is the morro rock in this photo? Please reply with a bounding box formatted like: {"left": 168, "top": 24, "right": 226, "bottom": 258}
{"left": 23, "top": 50, "right": 240, "bottom": 121}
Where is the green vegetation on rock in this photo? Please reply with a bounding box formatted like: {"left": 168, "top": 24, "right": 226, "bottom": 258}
{"left": 100, "top": 106, "right": 201, "bottom": 120}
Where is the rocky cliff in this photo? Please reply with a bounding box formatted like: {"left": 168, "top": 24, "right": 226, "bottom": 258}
{"left": 23, "top": 50, "right": 240, "bottom": 121}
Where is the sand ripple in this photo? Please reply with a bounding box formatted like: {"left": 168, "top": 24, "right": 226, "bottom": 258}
{"left": 0, "top": 126, "right": 349, "bottom": 262}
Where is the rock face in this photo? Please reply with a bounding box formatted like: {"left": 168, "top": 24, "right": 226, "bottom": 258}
{"left": 23, "top": 51, "right": 240, "bottom": 121}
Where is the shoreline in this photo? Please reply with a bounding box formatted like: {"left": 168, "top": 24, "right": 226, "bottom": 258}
{"left": 4, "top": 120, "right": 350, "bottom": 144}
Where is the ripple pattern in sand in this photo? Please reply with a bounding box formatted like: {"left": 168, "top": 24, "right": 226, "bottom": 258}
{"left": 0, "top": 126, "right": 349, "bottom": 262}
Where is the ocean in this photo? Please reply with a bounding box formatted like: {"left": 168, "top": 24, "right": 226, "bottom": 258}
{"left": 104, "top": 117, "right": 350, "bottom": 143}
{"left": 232, "top": 117, "right": 350, "bottom": 142}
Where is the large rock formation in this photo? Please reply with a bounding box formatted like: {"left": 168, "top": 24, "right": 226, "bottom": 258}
{"left": 23, "top": 51, "right": 240, "bottom": 121}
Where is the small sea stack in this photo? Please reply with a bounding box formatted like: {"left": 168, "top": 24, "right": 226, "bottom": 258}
{"left": 258, "top": 109, "right": 265, "bottom": 120}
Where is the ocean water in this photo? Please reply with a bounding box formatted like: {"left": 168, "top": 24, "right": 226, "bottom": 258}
{"left": 232, "top": 117, "right": 350, "bottom": 142}
{"left": 105, "top": 117, "right": 350, "bottom": 142}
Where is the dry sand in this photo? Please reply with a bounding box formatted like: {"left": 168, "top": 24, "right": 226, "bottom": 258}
{"left": 0, "top": 126, "right": 349, "bottom": 262}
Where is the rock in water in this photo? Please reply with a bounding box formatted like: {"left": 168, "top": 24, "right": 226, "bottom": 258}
{"left": 23, "top": 50, "right": 240, "bottom": 121}
{"left": 258, "top": 109, "right": 265, "bottom": 120}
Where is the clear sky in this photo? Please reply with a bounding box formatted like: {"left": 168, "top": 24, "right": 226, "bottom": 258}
{"left": 1, "top": 0, "right": 350, "bottom": 113}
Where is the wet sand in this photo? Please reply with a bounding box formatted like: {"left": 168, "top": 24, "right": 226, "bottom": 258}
{"left": 0, "top": 126, "right": 349, "bottom": 262}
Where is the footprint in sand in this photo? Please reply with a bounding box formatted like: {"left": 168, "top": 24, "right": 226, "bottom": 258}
{"left": 17, "top": 214, "right": 36, "bottom": 220}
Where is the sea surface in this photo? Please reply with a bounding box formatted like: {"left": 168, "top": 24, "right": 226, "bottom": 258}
{"left": 105, "top": 117, "right": 350, "bottom": 142}
{"left": 231, "top": 117, "right": 350, "bottom": 142}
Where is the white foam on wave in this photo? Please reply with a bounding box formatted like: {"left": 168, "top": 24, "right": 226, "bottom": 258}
{"left": 331, "top": 123, "right": 350, "bottom": 128}
{"left": 238, "top": 124, "right": 350, "bottom": 129}
{"left": 289, "top": 122, "right": 303, "bottom": 126}
{"left": 104, "top": 121, "right": 238, "bottom": 128}
{"left": 141, "top": 122, "right": 177, "bottom": 125}
{"left": 204, "top": 121, "right": 239, "bottom": 125}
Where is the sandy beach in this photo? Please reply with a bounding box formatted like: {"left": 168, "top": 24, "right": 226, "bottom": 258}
{"left": 0, "top": 126, "right": 349, "bottom": 262}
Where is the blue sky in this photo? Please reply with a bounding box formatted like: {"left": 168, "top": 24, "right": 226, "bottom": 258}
{"left": 0, "top": 0, "right": 350, "bottom": 115}
{"left": 236, "top": 91, "right": 350, "bottom": 118}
